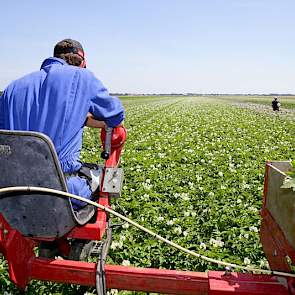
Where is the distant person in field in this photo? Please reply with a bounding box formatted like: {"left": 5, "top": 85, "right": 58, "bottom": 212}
{"left": 272, "top": 97, "right": 281, "bottom": 111}
{"left": 0, "top": 38, "right": 125, "bottom": 210}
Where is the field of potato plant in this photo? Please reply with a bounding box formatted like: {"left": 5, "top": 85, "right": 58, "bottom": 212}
{"left": 1, "top": 95, "right": 295, "bottom": 294}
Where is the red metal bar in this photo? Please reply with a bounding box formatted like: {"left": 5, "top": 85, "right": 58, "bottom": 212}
{"left": 105, "top": 264, "right": 208, "bottom": 294}
{"left": 29, "top": 258, "right": 208, "bottom": 294}
{"left": 30, "top": 259, "right": 208, "bottom": 294}
{"left": 30, "top": 258, "right": 97, "bottom": 286}
{"left": 208, "top": 271, "right": 289, "bottom": 295}
{"left": 101, "top": 126, "right": 127, "bottom": 168}
{"left": 28, "top": 258, "right": 291, "bottom": 294}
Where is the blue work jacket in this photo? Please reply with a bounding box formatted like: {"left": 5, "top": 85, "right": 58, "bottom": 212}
{"left": 0, "top": 57, "right": 125, "bottom": 209}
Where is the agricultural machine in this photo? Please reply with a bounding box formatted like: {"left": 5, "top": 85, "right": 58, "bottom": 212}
{"left": 0, "top": 127, "right": 295, "bottom": 294}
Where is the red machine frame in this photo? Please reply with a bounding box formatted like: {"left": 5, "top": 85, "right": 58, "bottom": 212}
{"left": 0, "top": 129, "right": 295, "bottom": 294}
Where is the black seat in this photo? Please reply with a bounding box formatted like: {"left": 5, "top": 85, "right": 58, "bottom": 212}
{"left": 0, "top": 130, "right": 94, "bottom": 239}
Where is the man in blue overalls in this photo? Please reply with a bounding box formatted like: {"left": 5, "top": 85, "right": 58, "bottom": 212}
{"left": 0, "top": 39, "right": 125, "bottom": 210}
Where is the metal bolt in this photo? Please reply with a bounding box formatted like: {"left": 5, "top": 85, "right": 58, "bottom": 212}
{"left": 3, "top": 229, "right": 8, "bottom": 238}
{"left": 224, "top": 266, "right": 232, "bottom": 275}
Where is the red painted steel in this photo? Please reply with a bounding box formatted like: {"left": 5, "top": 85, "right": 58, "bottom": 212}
{"left": 67, "top": 197, "right": 109, "bottom": 240}
{"left": 30, "top": 259, "right": 208, "bottom": 294}
{"left": 208, "top": 271, "right": 289, "bottom": 295}
{"left": 28, "top": 258, "right": 293, "bottom": 294}
{"left": 67, "top": 221, "right": 105, "bottom": 240}
{"left": 105, "top": 265, "right": 208, "bottom": 294}
{"left": 30, "top": 258, "right": 97, "bottom": 286}
{"left": 0, "top": 214, "right": 36, "bottom": 289}
{"left": 101, "top": 126, "right": 127, "bottom": 168}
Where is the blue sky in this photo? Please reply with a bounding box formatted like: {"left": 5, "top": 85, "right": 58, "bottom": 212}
{"left": 1, "top": 0, "right": 295, "bottom": 94}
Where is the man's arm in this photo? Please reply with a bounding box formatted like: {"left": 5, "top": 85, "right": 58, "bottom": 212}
{"left": 85, "top": 112, "right": 124, "bottom": 129}
{"left": 85, "top": 113, "right": 106, "bottom": 129}
{"left": 88, "top": 78, "right": 125, "bottom": 128}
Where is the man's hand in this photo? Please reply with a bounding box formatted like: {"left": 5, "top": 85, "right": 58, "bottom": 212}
{"left": 85, "top": 113, "right": 106, "bottom": 129}
{"left": 85, "top": 113, "right": 124, "bottom": 129}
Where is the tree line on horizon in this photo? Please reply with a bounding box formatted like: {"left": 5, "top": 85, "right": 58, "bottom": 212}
{"left": 113, "top": 93, "right": 295, "bottom": 97}
{"left": 1, "top": 91, "right": 294, "bottom": 97}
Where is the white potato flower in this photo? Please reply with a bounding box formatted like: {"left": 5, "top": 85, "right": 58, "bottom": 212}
{"left": 122, "top": 260, "right": 131, "bottom": 266}
{"left": 199, "top": 242, "right": 207, "bottom": 250}
{"left": 122, "top": 222, "right": 130, "bottom": 229}
{"left": 174, "top": 226, "right": 182, "bottom": 235}
{"left": 249, "top": 226, "right": 258, "bottom": 233}
{"left": 166, "top": 220, "right": 174, "bottom": 226}
{"left": 243, "top": 257, "right": 251, "bottom": 265}
{"left": 210, "top": 238, "right": 224, "bottom": 248}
